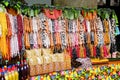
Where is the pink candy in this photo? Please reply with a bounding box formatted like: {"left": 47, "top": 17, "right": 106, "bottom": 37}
{"left": 118, "top": 71, "right": 120, "bottom": 76}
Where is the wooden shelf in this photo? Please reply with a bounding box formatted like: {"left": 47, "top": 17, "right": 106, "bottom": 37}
{"left": 92, "top": 60, "right": 120, "bottom": 66}
{"left": 108, "top": 60, "right": 120, "bottom": 64}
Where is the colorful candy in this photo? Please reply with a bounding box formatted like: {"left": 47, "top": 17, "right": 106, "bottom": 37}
{"left": 30, "top": 64, "right": 120, "bottom": 80}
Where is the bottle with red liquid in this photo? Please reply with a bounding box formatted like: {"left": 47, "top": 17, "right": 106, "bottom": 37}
{"left": 0, "top": 68, "right": 2, "bottom": 79}
{"left": 23, "top": 60, "right": 29, "bottom": 79}
{"left": 20, "top": 60, "right": 25, "bottom": 80}
{"left": 1, "top": 66, "right": 6, "bottom": 80}
{"left": 1, "top": 72, "right": 5, "bottom": 80}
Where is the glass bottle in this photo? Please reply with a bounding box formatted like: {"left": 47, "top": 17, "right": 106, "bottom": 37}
{"left": 1, "top": 72, "right": 5, "bottom": 80}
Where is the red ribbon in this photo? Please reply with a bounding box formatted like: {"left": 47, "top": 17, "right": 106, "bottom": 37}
{"left": 93, "top": 46, "right": 96, "bottom": 57}
{"left": 75, "top": 45, "right": 80, "bottom": 58}
{"left": 103, "top": 45, "right": 108, "bottom": 57}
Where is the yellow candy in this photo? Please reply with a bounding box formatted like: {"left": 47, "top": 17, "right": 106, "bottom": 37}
{"left": 113, "top": 71, "right": 116, "bottom": 74}
{"left": 47, "top": 75, "right": 51, "bottom": 80}
{"left": 35, "top": 77, "right": 38, "bottom": 80}
{"left": 90, "top": 70, "right": 93, "bottom": 73}
{"left": 81, "top": 76, "right": 84, "bottom": 79}
{"left": 65, "top": 74, "right": 69, "bottom": 78}
{"left": 74, "top": 71, "right": 78, "bottom": 77}
{"left": 92, "top": 76, "right": 94, "bottom": 79}
{"left": 70, "top": 73, "right": 73, "bottom": 78}
{"left": 41, "top": 76, "right": 44, "bottom": 80}
{"left": 53, "top": 72, "right": 56, "bottom": 75}
{"left": 98, "top": 68, "right": 100, "bottom": 72}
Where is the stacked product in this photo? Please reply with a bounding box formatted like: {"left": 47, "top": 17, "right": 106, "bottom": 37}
{"left": 25, "top": 49, "right": 71, "bottom": 76}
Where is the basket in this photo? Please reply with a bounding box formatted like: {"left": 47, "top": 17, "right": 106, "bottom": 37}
{"left": 65, "top": 60, "right": 71, "bottom": 70}
{"left": 54, "top": 62, "right": 61, "bottom": 71}
{"left": 42, "top": 63, "right": 49, "bottom": 74}
{"left": 64, "top": 53, "right": 71, "bottom": 70}
{"left": 59, "top": 62, "right": 66, "bottom": 71}
{"left": 29, "top": 65, "right": 36, "bottom": 76}
{"left": 48, "top": 62, "right": 54, "bottom": 73}
{"left": 35, "top": 64, "right": 43, "bottom": 75}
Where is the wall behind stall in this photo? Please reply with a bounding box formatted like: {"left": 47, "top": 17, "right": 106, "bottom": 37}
{"left": 25, "top": 0, "right": 97, "bottom": 8}
{"left": 53, "top": 0, "right": 97, "bottom": 8}
{"left": 25, "top": 0, "right": 51, "bottom": 5}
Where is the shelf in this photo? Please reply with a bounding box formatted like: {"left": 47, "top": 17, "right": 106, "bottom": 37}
{"left": 92, "top": 59, "right": 120, "bottom": 66}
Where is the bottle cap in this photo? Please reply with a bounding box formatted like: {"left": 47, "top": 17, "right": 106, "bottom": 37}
{"left": 5, "top": 60, "right": 8, "bottom": 63}
{"left": 12, "top": 66, "right": 15, "bottom": 70}
{"left": 4, "top": 66, "right": 7, "bottom": 68}
{"left": 8, "top": 68, "right": 11, "bottom": 72}
{"left": 4, "top": 66, "right": 7, "bottom": 71}
{"left": 17, "top": 61, "right": 20, "bottom": 64}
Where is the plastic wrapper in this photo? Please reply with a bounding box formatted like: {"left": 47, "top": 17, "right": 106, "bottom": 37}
{"left": 56, "top": 53, "right": 64, "bottom": 62}
{"left": 26, "top": 50, "right": 35, "bottom": 59}
{"left": 43, "top": 55, "right": 52, "bottom": 64}
{"left": 51, "top": 54, "right": 58, "bottom": 62}
{"left": 76, "top": 58, "right": 92, "bottom": 69}
{"left": 41, "top": 48, "right": 52, "bottom": 55}
{"left": 36, "top": 56, "right": 43, "bottom": 64}
{"left": 33, "top": 49, "right": 42, "bottom": 57}
{"left": 29, "top": 57, "right": 38, "bottom": 76}
{"left": 28, "top": 57, "right": 37, "bottom": 65}
{"left": 35, "top": 56, "right": 44, "bottom": 75}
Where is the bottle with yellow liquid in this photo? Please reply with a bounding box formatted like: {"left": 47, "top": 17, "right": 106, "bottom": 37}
{"left": 13, "top": 65, "right": 19, "bottom": 80}
{"left": 4, "top": 72, "right": 9, "bottom": 80}
{"left": 0, "top": 70, "right": 2, "bottom": 79}
{"left": 8, "top": 69, "right": 13, "bottom": 80}
{"left": 12, "top": 70, "right": 15, "bottom": 80}
{"left": 14, "top": 68, "right": 19, "bottom": 80}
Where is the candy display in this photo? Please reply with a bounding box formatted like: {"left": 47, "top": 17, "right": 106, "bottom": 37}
{"left": 30, "top": 64, "right": 120, "bottom": 80}
{"left": 0, "top": 0, "right": 120, "bottom": 80}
